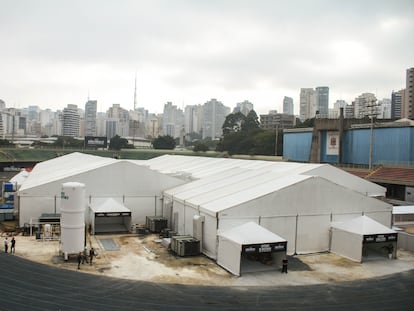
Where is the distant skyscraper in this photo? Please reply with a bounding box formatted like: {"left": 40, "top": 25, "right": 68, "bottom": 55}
{"left": 377, "top": 98, "right": 391, "bottom": 119}
{"left": 202, "top": 99, "right": 230, "bottom": 139}
{"left": 391, "top": 90, "right": 404, "bottom": 119}
{"left": 85, "top": 100, "right": 97, "bottom": 137}
{"left": 354, "top": 93, "right": 377, "bottom": 119}
{"left": 233, "top": 100, "right": 253, "bottom": 116}
{"left": 63, "top": 104, "right": 80, "bottom": 137}
{"left": 185, "top": 105, "right": 202, "bottom": 135}
{"left": 283, "top": 97, "right": 294, "bottom": 115}
{"left": 299, "top": 88, "right": 316, "bottom": 121}
{"left": 162, "top": 102, "right": 184, "bottom": 138}
{"left": 315, "top": 86, "right": 329, "bottom": 118}
{"left": 406, "top": 67, "right": 414, "bottom": 119}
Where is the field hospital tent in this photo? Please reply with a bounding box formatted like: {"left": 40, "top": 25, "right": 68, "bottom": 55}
{"left": 89, "top": 198, "right": 131, "bottom": 234}
{"left": 17, "top": 152, "right": 186, "bottom": 227}
{"left": 330, "top": 216, "right": 398, "bottom": 262}
{"left": 217, "top": 222, "right": 287, "bottom": 276}
{"left": 161, "top": 164, "right": 392, "bottom": 260}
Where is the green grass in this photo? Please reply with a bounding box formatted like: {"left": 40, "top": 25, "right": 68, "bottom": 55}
{"left": 0, "top": 148, "right": 282, "bottom": 162}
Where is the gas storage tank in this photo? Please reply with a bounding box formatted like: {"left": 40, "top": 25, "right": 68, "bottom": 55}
{"left": 60, "top": 182, "right": 86, "bottom": 259}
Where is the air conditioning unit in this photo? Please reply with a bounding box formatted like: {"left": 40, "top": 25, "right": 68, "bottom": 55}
{"left": 146, "top": 216, "right": 168, "bottom": 233}
{"left": 171, "top": 235, "right": 200, "bottom": 257}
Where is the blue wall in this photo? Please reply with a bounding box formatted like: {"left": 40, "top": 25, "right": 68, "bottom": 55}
{"left": 342, "top": 127, "right": 414, "bottom": 166}
{"left": 283, "top": 126, "right": 414, "bottom": 166}
{"left": 283, "top": 131, "right": 312, "bottom": 162}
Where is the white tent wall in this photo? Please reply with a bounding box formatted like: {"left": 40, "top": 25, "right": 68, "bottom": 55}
{"left": 124, "top": 196, "right": 163, "bottom": 225}
{"left": 215, "top": 177, "right": 391, "bottom": 255}
{"left": 17, "top": 160, "right": 185, "bottom": 227}
{"left": 19, "top": 196, "right": 59, "bottom": 227}
{"left": 183, "top": 204, "right": 199, "bottom": 236}
{"left": 363, "top": 211, "right": 392, "bottom": 227}
{"left": 331, "top": 213, "right": 363, "bottom": 222}
{"left": 217, "top": 236, "right": 241, "bottom": 276}
{"left": 200, "top": 212, "right": 218, "bottom": 259}
{"left": 260, "top": 216, "right": 297, "bottom": 254}
{"left": 172, "top": 201, "right": 185, "bottom": 233}
{"left": 296, "top": 215, "right": 331, "bottom": 253}
{"left": 305, "top": 165, "right": 386, "bottom": 197}
{"left": 330, "top": 229, "right": 363, "bottom": 262}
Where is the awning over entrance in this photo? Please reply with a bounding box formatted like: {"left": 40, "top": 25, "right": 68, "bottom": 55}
{"left": 90, "top": 198, "right": 131, "bottom": 217}
{"left": 330, "top": 216, "right": 398, "bottom": 262}
{"left": 90, "top": 198, "right": 131, "bottom": 234}
{"left": 217, "top": 222, "right": 287, "bottom": 276}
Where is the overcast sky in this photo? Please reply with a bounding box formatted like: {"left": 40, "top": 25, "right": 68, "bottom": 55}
{"left": 1, "top": 0, "right": 413, "bottom": 115}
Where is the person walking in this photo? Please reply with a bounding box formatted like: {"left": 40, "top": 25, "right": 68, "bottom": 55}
{"left": 89, "top": 247, "right": 95, "bottom": 265}
{"left": 10, "top": 237, "right": 16, "bottom": 254}
{"left": 281, "top": 257, "right": 288, "bottom": 274}
{"left": 4, "top": 237, "right": 8, "bottom": 253}
{"left": 77, "top": 252, "right": 82, "bottom": 270}
{"left": 82, "top": 247, "right": 88, "bottom": 264}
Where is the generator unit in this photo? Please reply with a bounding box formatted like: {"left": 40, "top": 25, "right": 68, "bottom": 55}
{"left": 171, "top": 235, "right": 200, "bottom": 257}
{"left": 145, "top": 216, "right": 168, "bottom": 233}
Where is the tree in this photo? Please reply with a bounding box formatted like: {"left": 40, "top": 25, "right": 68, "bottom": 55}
{"left": 241, "top": 110, "right": 260, "bottom": 132}
{"left": 222, "top": 112, "right": 246, "bottom": 135}
{"left": 152, "top": 135, "right": 176, "bottom": 150}
{"left": 193, "top": 142, "right": 209, "bottom": 152}
{"left": 109, "top": 135, "right": 130, "bottom": 150}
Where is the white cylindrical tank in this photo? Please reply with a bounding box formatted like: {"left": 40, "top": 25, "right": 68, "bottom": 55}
{"left": 60, "top": 182, "right": 86, "bottom": 259}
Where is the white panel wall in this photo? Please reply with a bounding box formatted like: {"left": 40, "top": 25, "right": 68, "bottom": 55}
{"left": 202, "top": 213, "right": 218, "bottom": 259}
{"left": 364, "top": 211, "right": 392, "bottom": 227}
{"left": 296, "top": 215, "right": 331, "bottom": 254}
{"left": 218, "top": 217, "right": 259, "bottom": 232}
{"left": 331, "top": 213, "right": 362, "bottom": 222}
{"left": 125, "top": 196, "right": 158, "bottom": 225}
{"left": 172, "top": 201, "right": 185, "bottom": 234}
{"left": 217, "top": 236, "right": 241, "bottom": 276}
{"left": 19, "top": 196, "right": 60, "bottom": 227}
{"left": 260, "top": 216, "right": 296, "bottom": 255}
{"left": 330, "top": 229, "right": 362, "bottom": 262}
{"left": 183, "top": 205, "right": 199, "bottom": 236}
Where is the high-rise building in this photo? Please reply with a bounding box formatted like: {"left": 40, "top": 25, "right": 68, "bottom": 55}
{"left": 85, "top": 100, "right": 97, "bottom": 137}
{"left": 184, "top": 105, "right": 202, "bottom": 135}
{"left": 391, "top": 90, "right": 403, "bottom": 119}
{"left": 233, "top": 100, "right": 253, "bottom": 116}
{"left": 299, "top": 88, "right": 316, "bottom": 121}
{"left": 162, "top": 102, "right": 184, "bottom": 138}
{"left": 353, "top": 93, "right": 377, "bottom": 119}
{"left": 260, "top": 111, "right": 296, "bottom": 131}
{"left": 201, "top": 99, "right": 230, "bottom": 139}
{"left": 283, "top": 97, "right": 294, "bottom": 115}
{"left": 62, "top": 104, "right": 80, "bottom": 137}
{"left": 315, "top": 87, "right": 329, "bottom": 118}
{"left": 406, "top": 67, "right": 414, "bottom": 119}
{"left": 377, "top": 98, "right": 391, "bottom": 119}
{"left": 106, "top": 104, "right": 129, "bottom": 138}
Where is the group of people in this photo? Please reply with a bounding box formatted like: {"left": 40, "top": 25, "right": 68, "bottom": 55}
{"left": 77, "top": 246, "right": 96, "bottom": 269}
{"left": 4, "top": 236, "right": 16, "bottom": 254}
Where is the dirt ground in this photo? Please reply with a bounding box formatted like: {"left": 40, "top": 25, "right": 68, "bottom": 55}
{"left": 3, "top": 231, "right": 414, "bottom": 287}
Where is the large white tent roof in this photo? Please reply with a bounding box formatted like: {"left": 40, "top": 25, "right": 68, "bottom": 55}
{"left": 331, "top": 215, "right": 395, "bottom": 235}
{"left": 219, "top": 222, "right": 286, "bottom": 245}
{"left": 19, "top": 152, "right": 117, "bottom": 191}
{"left": 148, "top": 155, "right": 385, "bottom": 197}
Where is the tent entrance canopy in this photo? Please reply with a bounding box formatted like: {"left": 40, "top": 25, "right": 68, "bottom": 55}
{"left": 330, "top": 215, "right": 398, "bottom": 262}
{"left": 217, "top": 222, "right": 287, "bottom": 276}
{"left": 90, "top": 198, "right": 131, "bottom": 234}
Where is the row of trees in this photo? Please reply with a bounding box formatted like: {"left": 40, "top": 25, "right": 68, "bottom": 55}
{"left": 216, "top": 110, "right": 283, "bottom": 156}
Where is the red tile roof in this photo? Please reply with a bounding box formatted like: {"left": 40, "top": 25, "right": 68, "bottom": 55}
{"left": 344, "top": 166, "right": 414, "bottom": 186}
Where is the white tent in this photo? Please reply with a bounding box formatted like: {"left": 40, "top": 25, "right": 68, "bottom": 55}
{"left": 89, "top": 198, "right": 131, "bottom": 234}
{"left": 17, "top": 152, "right": 186, "bottom": 227}
{"left": 217, "top": 222, "right": 287, "bottom": 276}
{"left": 330, "top": 216, "right": 398, "bottom": 262}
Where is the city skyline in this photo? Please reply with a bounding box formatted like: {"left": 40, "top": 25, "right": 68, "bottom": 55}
{"left": 1, "top": 0, "right": 413, "bottom": 115}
